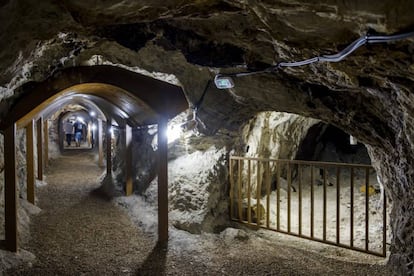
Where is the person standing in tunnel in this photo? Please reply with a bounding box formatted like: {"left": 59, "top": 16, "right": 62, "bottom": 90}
{"left": 73, "top": 119, "right": 84, "bottom": 147}
{"left": 63, "top": 119, "right": 73, "bottom": 146}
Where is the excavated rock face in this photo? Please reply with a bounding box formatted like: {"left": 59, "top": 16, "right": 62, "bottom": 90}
{"left": 1, "top": 1, "right": 414, "bottom": 274}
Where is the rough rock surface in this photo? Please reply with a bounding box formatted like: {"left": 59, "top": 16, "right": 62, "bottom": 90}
{"left": 0, "top": 1, "right": 414, "bottom": 274}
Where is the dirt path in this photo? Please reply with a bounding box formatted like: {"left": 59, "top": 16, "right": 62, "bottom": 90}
{"left": 7, "top": 151, "right": 154, "bottom": 275}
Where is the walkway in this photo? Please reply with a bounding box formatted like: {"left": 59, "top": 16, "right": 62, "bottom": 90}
{"left": 7, "top": 152, "right": 154, "bottom": 274}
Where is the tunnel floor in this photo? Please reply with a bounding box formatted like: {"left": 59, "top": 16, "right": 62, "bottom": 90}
{"left": 6, "top": 152, "right": 391, "bottom": 275}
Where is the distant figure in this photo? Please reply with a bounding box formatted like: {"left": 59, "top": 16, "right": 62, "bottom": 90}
{"left": 63, "top": 119, "right": 73, "bottom": 146}
{"left": 73, "top": 120, "right": 84, "bottom": 147}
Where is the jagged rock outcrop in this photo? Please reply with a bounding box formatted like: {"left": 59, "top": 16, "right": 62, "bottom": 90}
{"left": 0, "top": 1, "right": 414, "bottom": 273}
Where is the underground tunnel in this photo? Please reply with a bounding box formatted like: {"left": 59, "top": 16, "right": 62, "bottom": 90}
{"left": 1, "top": 1, "right": 414, "bottom": 275}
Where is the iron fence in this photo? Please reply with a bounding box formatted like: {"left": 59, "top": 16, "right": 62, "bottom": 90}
{"left": 229, "top": 156, "right": 387, "bottom": 257}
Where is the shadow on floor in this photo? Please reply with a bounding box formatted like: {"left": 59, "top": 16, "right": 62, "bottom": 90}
{"left": 89, "top": 174, "right": 122, "bottom": 201}
{"left": 135, "top": 241, "right": 167, "bottom": 276}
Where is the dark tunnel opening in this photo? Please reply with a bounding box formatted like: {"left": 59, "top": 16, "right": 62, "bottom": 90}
{"left": 295, "top": 123, "right": 371, "bottom": 165}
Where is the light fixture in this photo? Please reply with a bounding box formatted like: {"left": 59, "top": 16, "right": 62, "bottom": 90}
{"left": 90, "top": 111, "right": 96, "bottom": 117}
{"left": 214, "top": 74, "right": 234, "bottom": 89}
{"left": 91, "top": 124, "right": 97, "bottom": 131}
{"left": 350, "top": 135, "right": 358, "bottom": 145}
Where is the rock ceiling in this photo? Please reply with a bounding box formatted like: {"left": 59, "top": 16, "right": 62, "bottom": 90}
{"left": 1, "top": 1, "right": 413, "bottom": 141}
{"left": 1, "top": 1, "right": 414, "bottom": 274}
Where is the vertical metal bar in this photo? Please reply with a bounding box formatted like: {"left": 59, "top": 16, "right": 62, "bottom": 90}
{"left": 350, "top": 167, "right": 354, "bottom": 247}
{"left": 157, "top": 117, "right": 169, "bottom": 242}
{"left": 36, "top": 118, "right": 43, "bottom": 181}
{"left": 237, "top": 159, "right": 242, "bottom": 221}
{"left": 383, "top": 192, "right": 387, "bottom": 257}
{"left": 323, "top": 166, "right": 327, "bottom": 241}
{"left": 256, "top": 162, "right": 262, "bottom": 227}
{"left": 276, "top": 161, "right": 281, "bottom": 231}
{"left": 310, "top": 165, "right": 314, "bottom": 238}
{"left": 26, "top": 120, "right": 35, "bottom": 204}
{"left": 247, "top": 160, "right": 252, "bottom": 224}
{"left": 266, "top": 161, "right": 270, "bottom": 229}
{"left": 125, "top": 125, "right": 133, "bottom": 196}
{"left": 336, "top": 167, "right": 341, "bottom": 244}
{"left": 4, "top": 123, "right": 18, "bottom": 252}
{"left": 287, "top": 162, "right": 291, "bottom": 233}
{"left": 365, "top": 167, "right": 370, "bottom": 251}
{"left": 229, "top": 158, "right": 234, "bottom": 220}
{"left": 298, "top": 164, "right": 302, "bottom": 236}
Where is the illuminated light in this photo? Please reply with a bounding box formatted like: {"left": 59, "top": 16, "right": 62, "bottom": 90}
{"left": 214, "top": 75, "right": 234, "bottom": 89}
{"left": 77, "top": 116, "right": 84, "bottom": 123}
{"left": 90, "top": 111, "right": 96, "bottom": 117}
{"left": 91, "top": 124, "right": 97, "bottom": 131}
{"left": 350, "top": 135, "right": 358, "bottom": 145}
{"left": 167, "top": 124, "right": 181, "bottom": 143}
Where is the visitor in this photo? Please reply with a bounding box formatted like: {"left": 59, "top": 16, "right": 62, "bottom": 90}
{"left": 63, "top": 119, "right": 73, "bottom": 146}
{"left": 73, "top": 120, "right": 84, "bottom": 147}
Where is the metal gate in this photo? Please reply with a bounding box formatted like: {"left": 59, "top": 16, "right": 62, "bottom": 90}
{"left": 229, "top": 156, "right": 387, "bottom": 257}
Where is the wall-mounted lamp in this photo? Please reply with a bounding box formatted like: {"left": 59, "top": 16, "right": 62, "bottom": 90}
{"left": 350, "top": 135, "right": 358, "bottom": 145}
{"left": 214, "top": 75, "right": 234, "bottom": 89}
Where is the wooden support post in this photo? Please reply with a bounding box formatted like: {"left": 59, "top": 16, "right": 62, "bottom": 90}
{"left": 125, "top": 124, "right": 133, "bottom": 196}
{"left": 106, "top": 120, "right": 112, "bottom": 175}
{"left": 4, "top": 123, "right": 18, "bottom": 252}
{"left": 26, "top": 120, "right": 35, "bottom": 204}
{"left": 98, "top": 119, "right": 104, "bottom": 167}
{"left": 158, "top": 117, "right": 168, "bottom": 242}
{"left": 43, "top": 119, "right": 49, "bottom": 168}
{"left": 37, "top": 118, "right": 43, "bottom": 181}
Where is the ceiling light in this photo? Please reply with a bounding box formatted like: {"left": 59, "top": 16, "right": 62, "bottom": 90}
{"left": 214, "top": 75, "right": 234, "bottom": 89}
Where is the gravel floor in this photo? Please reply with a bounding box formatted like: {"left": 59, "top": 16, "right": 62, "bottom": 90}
{"left": 5, "top": 151, "right": 393, "bottom": 275}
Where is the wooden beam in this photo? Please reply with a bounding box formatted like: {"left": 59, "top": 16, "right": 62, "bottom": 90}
{"left": 158, "top": 117, "right": 168, "bottom": 242}
{"left": 106, "top": 119, "right": 112, "bottom": 175}
{"left": 26, "top": 120, "right": 35, "bottom": 204}
{"left": 98, "top": 119, "right": 104, "bottom": 167}
{"left": 4, "top": 123, "right": 18, "bottom": 252}
{"left": 43, "top": 119, "right": 49, "bottom": 168}
{"left": 37, "top": 118, "right": 43, "bottom": 181}
{"left": 125, "top": 124, "right": 133, "bottom": 196}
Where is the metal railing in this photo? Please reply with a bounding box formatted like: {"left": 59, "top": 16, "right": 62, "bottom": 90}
{"left": 229, "top": 156, "right": 387, "bottom": 257}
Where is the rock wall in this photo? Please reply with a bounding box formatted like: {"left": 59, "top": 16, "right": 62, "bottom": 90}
{"left": 238, "top": 111, "right": 318, "bottom": 195}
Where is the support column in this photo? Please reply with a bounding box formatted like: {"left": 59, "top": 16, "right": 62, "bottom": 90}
{"left": 98, "top": 119, "right": 104, "bottom": 167}
{"left": 106, "top": 120, "right": 112, "bottom": 175}
{"left": 125, "top": 124, "right": 133, "bottom": 196}
{"left": 4, "top": 123, "right": 17, "bottom": 252}
{"left": 43, "top": 119, "right": 49, "bottom": 168}
{"left": 158, "top": 117, "right": 168, "bottom": 242}
{"left": 37, "top": 118, "right": 43, "bottom": 181}
{"left": 26, "top": 120, "right": 35, "bottom": 204}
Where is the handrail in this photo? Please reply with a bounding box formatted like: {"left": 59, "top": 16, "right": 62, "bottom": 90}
{"left": 230, "top": 156, "right": 372, "bottom": 168}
